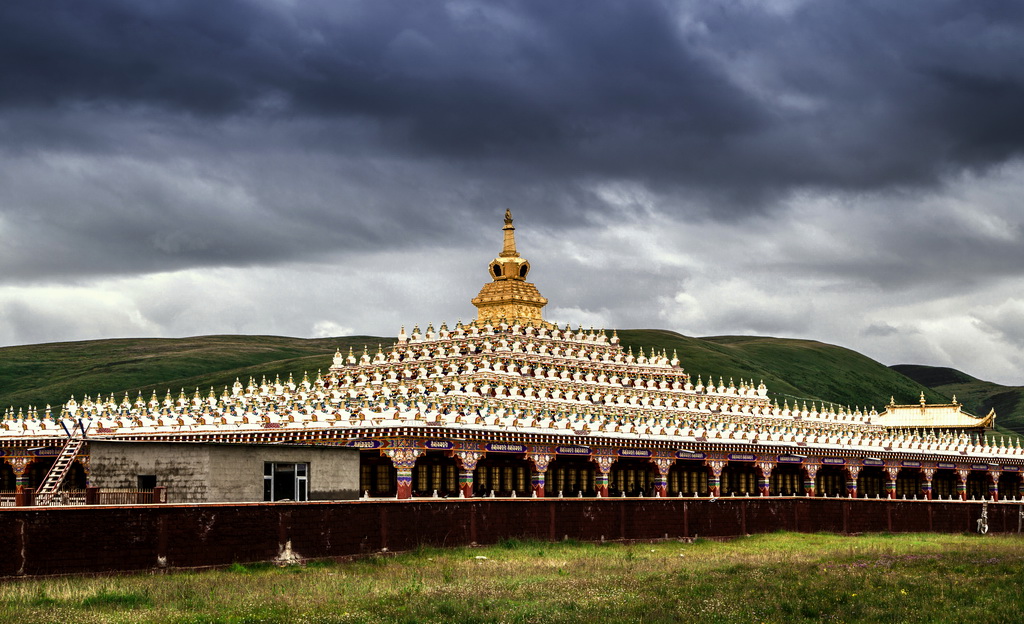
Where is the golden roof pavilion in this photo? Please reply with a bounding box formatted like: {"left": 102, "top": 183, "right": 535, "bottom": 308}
{"left": 875, "top": 392, "right": 995, "bottom": 433}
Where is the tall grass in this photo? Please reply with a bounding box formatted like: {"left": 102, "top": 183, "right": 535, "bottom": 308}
{"left": 1, "top": 532, "right": 1023, "bottom": 623}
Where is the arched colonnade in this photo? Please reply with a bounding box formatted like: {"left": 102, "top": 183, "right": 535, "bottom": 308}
{"left": 358, "top": 448, "right": 1024, "bottom": 502}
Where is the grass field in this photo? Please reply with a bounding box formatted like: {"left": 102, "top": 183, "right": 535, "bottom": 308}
{"left": 2, "top": 532, "right": 1023, "bottom": 623}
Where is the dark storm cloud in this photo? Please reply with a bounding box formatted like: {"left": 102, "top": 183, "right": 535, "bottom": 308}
{"left": 1, "top": 0, "right": 1023, "bottom": 291}
{"left": 0, "top": 1, "right": 759, "bottom": 141}
{"left": 3, "top": 0, "right": 1022, "bottom": 202}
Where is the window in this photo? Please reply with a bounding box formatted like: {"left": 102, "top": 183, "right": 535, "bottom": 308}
{"left": 263, "top": 462, "right": 309, "bottom": 502}
{"left": 137, "top": 475, "right": 157, "bottom": 489}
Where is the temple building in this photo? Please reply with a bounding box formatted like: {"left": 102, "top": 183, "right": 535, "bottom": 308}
{"left": 875, "top": 393, "right": 995, "bottom": 435}
{"left": 0, "top": 212, "right": 1020, "bottom": 505}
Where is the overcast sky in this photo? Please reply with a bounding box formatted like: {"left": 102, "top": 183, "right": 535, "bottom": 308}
{"left": 1, "top": 1, "right": 1023, "bottom": 385}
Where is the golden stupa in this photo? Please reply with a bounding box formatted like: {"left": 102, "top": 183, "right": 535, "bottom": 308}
{"left": 471, "top": 210, "right": 550, "bottom": 327}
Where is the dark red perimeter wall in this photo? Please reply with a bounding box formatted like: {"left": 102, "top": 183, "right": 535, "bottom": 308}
{"left": 1, "top": 499, "right": 1020, "bottom": 576}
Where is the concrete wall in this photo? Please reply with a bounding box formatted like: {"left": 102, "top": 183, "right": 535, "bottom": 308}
{"left": 89, "top": 442, "right": 212, "bottom": 502}
{"left": 88, "top": 442, "right": 359, "bottom": 503}
{"left": 1, "top": 498, "right": 1019, "bottom": 577}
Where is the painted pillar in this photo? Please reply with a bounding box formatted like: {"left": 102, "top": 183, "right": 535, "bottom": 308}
{"left": 652, "top": 474, "right": 668, "bottom": 497}
{"left": 384, "top": 447, "right": 422, "bottom": 500}
{"left": 885, "top": 466, "right": 900, "bottom": 500}
{"left": 459, "top": 469, "right": 475, "bottom": 498}
{"left": 757, "top": 462, "right": 774, "bottom": 497}
{"left": 846, "top": 466, "right": 860, "bottom": 499}
{"left": 531, "top": 470, "right": 547, "bottom": 498}
{"left": 9, "top": 457, "right": 31, "bottom": 489}
{"left": 803, "top": 465, "right": 818, "bottom": 498}
{"left": 455, "top": 450, "right": 482, "bottom": 499}
{"left": 922, "top": 468, "right": 935, "bottom": 501}
{"left": 653, "top": 458, "right": 672, "bottom": 498}
{"left": 528, "top": 452, "right": 552, "bottom": 498}
{"left": 708, "top": 461, "right": 726, "bottom": 497}
{"left": 957, "top": 469, "right": 969, "bottom": 501}
{"left": 595, "top": 456, "right": 614, "bottom": 498}
{"left": 989, "top": 471, "right": 1001, "bottom": 502}
{"left": 395, "top": 466, "right": 413, "bottom": 500}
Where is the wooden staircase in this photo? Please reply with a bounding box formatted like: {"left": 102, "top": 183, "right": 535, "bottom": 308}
{"left": 34, "top": 436, "right": 85, "bottom": 506}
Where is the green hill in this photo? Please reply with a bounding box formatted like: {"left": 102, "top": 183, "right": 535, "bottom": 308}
{"left": 0, "top": 335, "right": 393, "bottom": 415}
{"left": 0, "top": 330, "right": 941, "bottom": 416}
{"left": 0, "top": 330, "right": 983, "bottom": 434}
{"left": 891, "top": 364, "right": 1024, "bottom": 436}
{"left": 615, "top": 331, "right": 946, "bottom": 410}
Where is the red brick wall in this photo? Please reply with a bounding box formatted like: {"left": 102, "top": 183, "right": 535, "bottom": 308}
{"left": 0, "top": 499, "right": 1019, "bottom": 576}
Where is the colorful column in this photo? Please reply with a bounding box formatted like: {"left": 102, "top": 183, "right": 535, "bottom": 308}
{"left": 846, "top": 466, "right": 860, "bottom": 499}
{"left": 803, "top": 465, "right": 818, "bottom": 498}
{"left": 885, "top": 467, "right": 900, "bottom": 500}
{"left": 395, "top": 466, "right": 413, "bottom": 500}
{"left": 922, "top": 468, "right": 935, "bottom": 500}
{"left": 708, "top": 461, "right": 726, "bottom": 497}
{"left": 385, "top": 447, "right": 422, "bottom": 500}
{"left": 757, "top": 462, "right": 774, "bottom": 497}
{"left": 528, "top": 451, "right": 552, "bottom": 498}
{"left": 595, "top": 456, "right": 614, "bottom": 497}
{"left": 957, "top": 469, "right": 969, "bottom": 501}
{"left": 531, "top": 470, "right": 547, "bottom": 498}
{"left": 459, "top": 469, "right": 475, "bottom": 498}
{"left": 455, "top": 449, "right": 482, "bottom": 499}
{"left": 653, "top": 458, "right": 672, "bottom": 498}
{"left": 9, "top": 457, "right": 31, "bottom": 489}
{"left": 652, "top": 473, "right": 668, "bottom": 498}
{"left": 989, "top": 471, "right": 1001, "bottom": 502}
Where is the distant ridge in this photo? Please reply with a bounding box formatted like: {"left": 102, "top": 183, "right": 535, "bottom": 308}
{"left": 1, "top": 330, "right": 1017, "bottom": 438}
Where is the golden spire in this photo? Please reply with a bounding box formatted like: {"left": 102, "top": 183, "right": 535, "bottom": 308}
{"left": 472, "top": 210, "right": 549, "bottom": 327}
{"left": 501, "top": 209, "right": 517, "bottom": 257}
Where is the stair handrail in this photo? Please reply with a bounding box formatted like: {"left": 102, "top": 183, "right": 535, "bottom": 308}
{"left": 34, "top": 419, "right": 91, "bottom": 506}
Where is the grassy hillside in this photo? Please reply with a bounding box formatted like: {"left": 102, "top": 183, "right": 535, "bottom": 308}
{"left": 0, "top": 335, "right": 393, "bottom": 414}
{"left": 891, "top": 364, "right": 1024, "bottom": 436}
{"left": 615, "top": 331, "right": 946, "bottom": 411}
{"left": 0, "top": 330, "right": 954, "bottom": 426}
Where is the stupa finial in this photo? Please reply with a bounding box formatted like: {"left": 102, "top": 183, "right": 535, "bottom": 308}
{"left": 472, "top": 210, "right": 547, "bottom": 327}
{"left": 501, "top": 209, "right": 518, "bottom": 257}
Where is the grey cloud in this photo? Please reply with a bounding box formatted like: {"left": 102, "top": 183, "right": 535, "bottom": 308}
{"left": 974, "top": 302, "right": 1024, "bottom": 350}
{"left": 862, "top": 323, "right": 900, "bottom": 338}
{"left": 2, "top": 1, "right": 1022, "bottom": 205}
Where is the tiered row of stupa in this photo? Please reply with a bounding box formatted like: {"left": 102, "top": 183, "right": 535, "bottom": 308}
{"left": 0, "top": 211, "right": 1012, "bottom": 501}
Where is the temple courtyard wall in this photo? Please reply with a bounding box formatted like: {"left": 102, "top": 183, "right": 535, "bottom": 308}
{"left": 0, "top": 498, "right": 1019, "bottom": 577}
